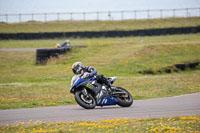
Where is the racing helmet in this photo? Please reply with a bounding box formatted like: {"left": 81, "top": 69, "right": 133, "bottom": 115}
{"left": 72, "top": 62, "right": 84, "bottom": 75}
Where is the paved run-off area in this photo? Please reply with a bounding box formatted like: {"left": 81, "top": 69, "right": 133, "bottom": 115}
{"left": 0, "top": 93, "right": 199, "bottom": 126}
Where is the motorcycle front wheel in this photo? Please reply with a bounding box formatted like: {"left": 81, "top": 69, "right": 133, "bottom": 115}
{"left": 115, "top": 87, "right": 133, "bottom": 107}
{"left": 75, "top": 90, "right": 96, "bottom": 109}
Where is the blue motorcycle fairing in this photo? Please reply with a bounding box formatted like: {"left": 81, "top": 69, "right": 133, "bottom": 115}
{"left": 70, "top": 77, "right": 96, "bottom": 93}
{"left": 70, "top": 70, "right": 97, "bottom": 93}
{"left": 97, "top": 97, "right": 118, "bottom": 106}
{"left": 70, "top": 78, "right": 87, "bottom": 93}
{"left": 70, "top": 75, "right": 119, "bottom": 106}
{"left": 74, "top": 78, "right": 87, "bottom": 87}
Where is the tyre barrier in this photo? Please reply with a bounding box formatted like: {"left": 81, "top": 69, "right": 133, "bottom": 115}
{"left": 36, "top": 47, "right": 71, "bottom": 64}
{"left": 0, "top": 26, "right": 199, "bottom": 40}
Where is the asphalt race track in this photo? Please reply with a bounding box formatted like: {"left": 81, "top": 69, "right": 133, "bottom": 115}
{"left": 0, "top": 93, "right": 200, "bottom": 126}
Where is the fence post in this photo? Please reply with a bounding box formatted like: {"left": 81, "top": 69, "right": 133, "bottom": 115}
{"left": 83, "top": 12, "right": 85, "bottom": 21}
{"left": 147, "top": 10, "right": 150, "bottom": 19}
{"left": 199, "top": 8, "right": 200, "bottom": 17}
{"left": 186, "top": 8, "right": 189, "bottom": 17}
{"left": 173, "top": 9, "right": 175, "bottom": 18}
{"left": 121, "top": 11, "right": 124, "bottom": 21}
{"left": 44, "top": 13, "right": 47, "bottom": 22}
{"left": 108, "top": 11, "right": 111, "bottom": 20}
{"left": 96, "top": 12, "right": 99, "bottom": 21}
{"left": 57, "top": 13, "right": 60, "bottom": 21}
{"left": 6, "top": 14, "right": 8, "bottom": 23}
{"left": 32, "top": 13, "right": 34, "bottom": 21}
{"left": 19, "top": 14, "right": 22, "bottom": 23}
{"left": 160, "top": 9, "right": 163, "bottom": 19}
{"left": 134, "top": 10, "right": 137, "bottom": 20}
{"left": 70, "top": 13, "right": 73, "bottom": 21}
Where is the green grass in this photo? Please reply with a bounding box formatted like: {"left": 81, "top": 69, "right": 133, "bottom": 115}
{"left": 1, "top": 116, "right": 199, "bottom": 132}
{"left": 0, "top": 17, "right": 200, "bottom": 33}
{"left": 0, "top": 34, "right": 200, "bottom": 109}
{"left": 1, "top": 32, "right": 200, "bottom": 49}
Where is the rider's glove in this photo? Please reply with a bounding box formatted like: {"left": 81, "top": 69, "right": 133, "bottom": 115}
{"left": 82, "top": 72, "right": 90, "bottom": 79}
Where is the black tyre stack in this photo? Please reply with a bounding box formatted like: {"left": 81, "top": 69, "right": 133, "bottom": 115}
{"left": 36, "top": 47, "right": 71, "bottom": 64}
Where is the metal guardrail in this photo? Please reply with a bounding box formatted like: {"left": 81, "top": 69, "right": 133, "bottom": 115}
{"left": 0, "top": 8, "right": 200, "bottom": 23}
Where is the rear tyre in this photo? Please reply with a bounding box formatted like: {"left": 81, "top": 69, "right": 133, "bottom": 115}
{"left": 115, "top": 87, "right": 133, "bottom": 107}
{"left": 75, "top": 90, "right": 96, "bottom": 109}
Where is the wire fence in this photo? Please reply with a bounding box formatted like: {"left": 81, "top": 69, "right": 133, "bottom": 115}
{"left": 0, "top": 8, "right": 200, "bottom": 23}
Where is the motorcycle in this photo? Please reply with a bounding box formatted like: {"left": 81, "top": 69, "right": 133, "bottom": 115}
{"left": 70, "top": 70, "right": 133, "bottom": 109}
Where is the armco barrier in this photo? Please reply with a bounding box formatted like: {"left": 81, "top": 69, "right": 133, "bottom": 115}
{"left": 0, "top": 26, "right": 200, "bottom": 40}
{"left": 36, "top": 47, "right": 71, "bottom": 64}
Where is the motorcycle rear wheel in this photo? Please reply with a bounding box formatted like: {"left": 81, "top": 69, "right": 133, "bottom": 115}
{"left": 115, "top": 87, "right": 133, "bottom": 107}
{"left": 75, "top": 90, "right": 96, "bottom": 109}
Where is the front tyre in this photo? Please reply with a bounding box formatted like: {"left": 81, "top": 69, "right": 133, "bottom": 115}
{"left": 75, "top": 90, "right": 96, "bottom": 109}
{"left": 115, "top": 87, "right": 133, "bottom": 107}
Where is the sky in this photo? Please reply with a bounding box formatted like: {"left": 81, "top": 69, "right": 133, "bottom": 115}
{"left": 0, "top": 0, "right": 200, "bottom": 14}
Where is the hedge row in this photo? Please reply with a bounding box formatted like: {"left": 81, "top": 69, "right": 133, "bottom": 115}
{"left": 0, "top": 26, "right": 200, "bottom": 40}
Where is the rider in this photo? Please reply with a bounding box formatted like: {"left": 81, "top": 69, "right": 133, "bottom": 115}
{"left": 72, "top": 62, "right": 111, "bottom": 88}
{"left": 56, "top": 40, "right": 71, "bottom": 48}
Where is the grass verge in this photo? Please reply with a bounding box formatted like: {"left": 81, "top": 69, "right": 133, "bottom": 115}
{"left": 0, "top": 34, "right": 200, "bottom": 109}
{"left": 0, "top": 116, "right": 199, "bottom": 132}
{"left": 0, "top": 17, "right": 199, "bottom": 33}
